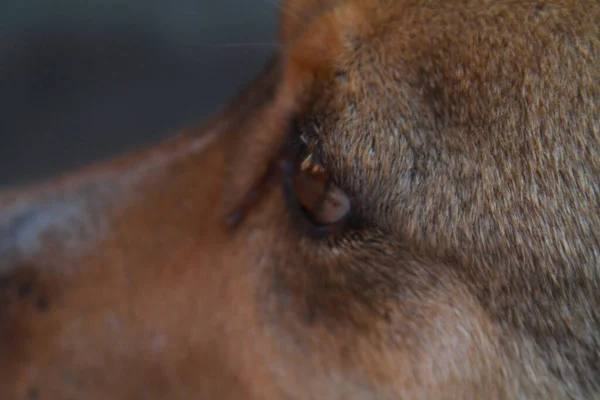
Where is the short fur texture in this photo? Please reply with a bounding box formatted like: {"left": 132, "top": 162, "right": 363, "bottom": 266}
{"left": 1, "top": 0, "right": 599, "bottom": 398}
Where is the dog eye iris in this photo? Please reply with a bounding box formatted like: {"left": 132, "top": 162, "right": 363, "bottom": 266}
{"left": 292, "top": 153, "right": 350, "bottom": 225}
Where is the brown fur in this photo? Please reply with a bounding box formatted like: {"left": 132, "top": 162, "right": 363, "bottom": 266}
{"left": 1, "top": 0, "right": 600, "bottom": 398}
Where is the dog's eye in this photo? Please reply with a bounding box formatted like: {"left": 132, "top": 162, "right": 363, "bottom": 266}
{"left": 291, "top": 151, "right": 351, "bottom": 226}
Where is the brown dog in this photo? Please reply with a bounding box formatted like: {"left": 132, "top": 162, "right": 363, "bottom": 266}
{"left": 1, "top": 0, "right": 600, "bottom": 398}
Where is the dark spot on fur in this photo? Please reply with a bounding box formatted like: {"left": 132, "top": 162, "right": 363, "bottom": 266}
{"left": 18, "top": 282, "right": 33, "bottom": 298}
{"left": 225, "top": 209, "right": 245, "bottom": 228}
{"left": 407, "top": 170, "right": 417, "bottom": 185}
{"left": 27, "top": 388, "right": 39, "bottom": 400}
{"left": 36, "top": 297, "right": 49, "bottom": 312}
{"left": 382, "top": 310, "right": 392, "bottom": 323}
{"left": 334, "top": 71, "right": 348, "bottom": 84}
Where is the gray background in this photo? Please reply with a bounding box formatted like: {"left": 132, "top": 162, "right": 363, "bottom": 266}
{"left": 0, "top": 1, "right": 278, "bottom": 187}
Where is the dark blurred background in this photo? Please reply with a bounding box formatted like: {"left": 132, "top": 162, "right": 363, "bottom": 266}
{"left": 0, "top": 0, "right": 277, "bottom": 187}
